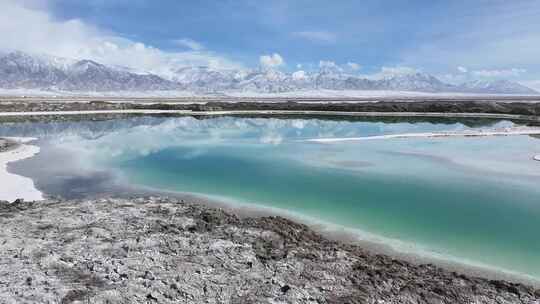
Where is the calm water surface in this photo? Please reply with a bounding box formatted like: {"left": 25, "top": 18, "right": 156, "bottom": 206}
{"left": 1, "top": 115, "right": 539, "bottom": 279}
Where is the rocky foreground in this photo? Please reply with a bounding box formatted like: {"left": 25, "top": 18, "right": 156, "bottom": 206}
{"left": 0, "top": 138, "right": 16, "bottom": 153}
{"left": 0, "top": 198, "right": 539, "bottom": 304}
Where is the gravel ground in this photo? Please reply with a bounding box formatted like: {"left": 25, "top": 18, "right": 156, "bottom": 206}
{"left": 1, "top": 197, "right": 539, "bottom": 304}
{"left": 0, "top": 138, "right": 16, "bottom": 152}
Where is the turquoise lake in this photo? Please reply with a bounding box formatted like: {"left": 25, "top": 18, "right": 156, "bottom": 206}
{"left": 2, "top": 115, "right": 540, "bottom": 279}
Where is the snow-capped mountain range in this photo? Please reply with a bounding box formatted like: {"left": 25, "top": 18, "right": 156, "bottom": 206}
{"left": 0, "top": 51, "right": 178, "bottom": 91}
{"left": 0, "top": 51, "right": 537, "bottom": 95}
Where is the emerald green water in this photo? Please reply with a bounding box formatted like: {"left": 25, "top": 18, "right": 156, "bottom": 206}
{"left": 99, "top": 114, "right": 540, "bottom": 279}
{"left": 2, "top": 116, "right": 539, "bottom": 279}
{"left": 116, "top": 142, "right": 540, "bottom": 278}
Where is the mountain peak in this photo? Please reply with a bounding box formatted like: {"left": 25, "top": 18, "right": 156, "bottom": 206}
{"left": 0, "top": 51, "right": 537, "bottom": 94}
{"left": 74, "top": 59, "right": 102, "bottom": 67}
{"left": 459, "top": 79, "right": 538, "bottom": 95}
{"left": 0, "top": 51, "right": 178, "bottom": 91}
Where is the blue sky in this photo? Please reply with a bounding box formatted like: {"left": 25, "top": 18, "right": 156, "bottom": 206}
{"left": 49, "top": 0, "right": 437, "bottom": 70}
{"left": 2, "top": 0, "right": 540, "bottom": 87}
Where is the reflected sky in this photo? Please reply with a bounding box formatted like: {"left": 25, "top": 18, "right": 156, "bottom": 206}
{"left": 2, "top": 115, "right": 540, "bottom": 279}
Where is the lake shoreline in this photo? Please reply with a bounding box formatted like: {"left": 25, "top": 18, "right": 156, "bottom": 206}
{"left": 144, "top": 188, "right": 540, "bottom": 287}
{"left": 1, "top": 110, "right": 540, "bottom": 288}
{"left": 1, "top": 107, "right": 539, "bottom": 302}
{"left": 0, "top": 137, "right": 43, "bottom": 202}
{"left": 1, "top": 197, "right": 538, "bottom": 303}
{"left": 0, "top": 97, "right": 540, "bottom": 123}
{"left": 302, "top": 126, "right": 540, "bottom": 142}
{"left": 6, "top": 153, "right": 540, "bottom": 288}
{"left": 0, "top": 109, "right": 539, "bottom": 123}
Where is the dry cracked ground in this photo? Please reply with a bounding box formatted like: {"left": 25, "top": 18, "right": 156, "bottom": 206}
{"left": 0, "top": 198, "right": 539, "bottom": 304}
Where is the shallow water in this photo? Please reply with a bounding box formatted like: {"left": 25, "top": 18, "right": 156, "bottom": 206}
{"left": 2, "top": 115, "right": 540, "bottom": 279}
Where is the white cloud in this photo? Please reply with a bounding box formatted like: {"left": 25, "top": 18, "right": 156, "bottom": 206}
{"left": 296, "top": 64, "right": 302, "bottom": 69}
{"left": 292, "top": 70, "right": 306, "bottom": 80}
{"left": 347, "top": 62, "right": 361, "bottom": 71}
{"left": 260, "top": 133, "right": 283, "bottom": 145}
{"left": 319, "top": 60, "right": 338, "bottom": 68}
{"left": 400, "top": 2, "right": 540, "bottom": 78}
{"left": 292, "top": 31, "right": 337, "bottom": 43}
{"left": 381, "top": 66, "right": 418, "bottom": 74}
{"left": 319, "top": 61, "right": 363, "bottom": 73}
{"left": 259, "top": 53, "right": 284, "bottom": 68}
{"left": 404, "top": 34, "right": 540, "bottom": 73}
{"left": 355, "top": 66, "right": 420, "bottom": 80}
{"left": 0, "top": 0, "right": 242, "bottom": 78}
{"left": 440, "top": 67, "right": 528, "bottom": 84}
{"left": 375, "top": 66, "right": 419, "bottom": 78}
{"left": 471, "top": 68, "right": 526, "bottom": 78}
{"left": 437, "top": 73, "right": 467, "bottom": 85}
{"left": 172, "top": 38, "right": 204, "bottom": 51}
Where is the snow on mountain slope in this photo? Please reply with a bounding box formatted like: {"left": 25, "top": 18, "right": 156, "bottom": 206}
{"left": 0, "top": 51, "right": 178, "bottom": 91}
{"left": 0, "top": 51, "right": 537, "bottom": 95}
{"left": 0, "top": 51, "right": 69, "bottom": 88}
{"left": 458, "top": 80, "right": 538, "bottom": 95}
{"left": 374, "top": 73, "right": 456, "bottom": 92}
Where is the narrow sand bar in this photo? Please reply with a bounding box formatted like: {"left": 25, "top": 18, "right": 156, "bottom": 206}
{"left": 304, "top": 127, "right": 540, "bottom": 143}
{"left": 0, "top": 109, "right": 538, "bottom": 122}
{"left": 0, "top": 137, "right": 43, "bottom": 202}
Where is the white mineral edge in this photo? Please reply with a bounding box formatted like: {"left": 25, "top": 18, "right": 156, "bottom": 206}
{"left": 0, "top": 137, "right": 43, "bottom": 202}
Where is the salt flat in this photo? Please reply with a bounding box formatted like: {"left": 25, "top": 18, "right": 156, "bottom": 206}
{"left": 0, "top": 137, "right": 43, "bottom": 202}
